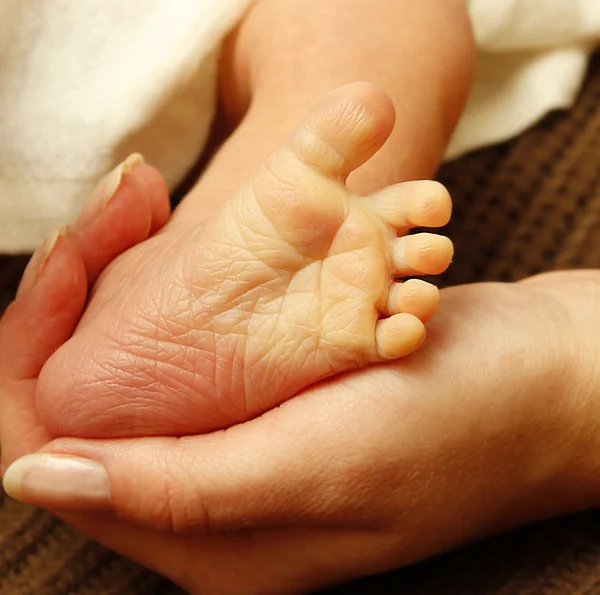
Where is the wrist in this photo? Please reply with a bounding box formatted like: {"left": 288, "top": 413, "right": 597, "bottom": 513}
{"left": 555, "top": 329, "right": 600, "bottom": 508}
{"left": 510, "top": 274, "right": 600, "bottom": 516}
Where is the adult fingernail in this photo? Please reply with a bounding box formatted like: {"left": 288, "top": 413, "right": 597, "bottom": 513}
{"left": 39, "top": 225, "right": 68, "bottom": 270}
{"left": 78, "top": 153, "right": 145, "bottom": 225}
{"left": 17, "top": 226, "right": 68, "bottom": 298}
{"left": 3, "top": 454, "right": 110, "bottom": 511}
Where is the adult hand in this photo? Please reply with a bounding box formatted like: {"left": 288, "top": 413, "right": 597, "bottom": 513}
{"left": 3, "top": 203, "right": 600, "bottom": 595}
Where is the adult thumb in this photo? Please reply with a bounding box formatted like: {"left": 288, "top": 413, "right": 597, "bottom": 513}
{"left": 2, "top": 386, "right": 383, "bottom": 532}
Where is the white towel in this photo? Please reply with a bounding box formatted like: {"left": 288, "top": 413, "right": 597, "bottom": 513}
{"left": 0, "top": 0, "right": 254, "bottom": 253}
{"left": 0, "top": 0, "right": 599, "bottom": 253}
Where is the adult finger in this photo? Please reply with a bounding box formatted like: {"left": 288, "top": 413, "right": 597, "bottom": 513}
{"left": 1, "top": 232, "right": 87, "bottom": 380}
{"left": 0, "top": 232, "right": 89, "bottom": 466}
{"left": 65, "top": 514, "right": 401, "bottom": 595}
{"left": 69, "top": 155, "right": 171, "bottom": 284}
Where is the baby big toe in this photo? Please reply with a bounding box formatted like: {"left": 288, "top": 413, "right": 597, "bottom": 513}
{"left": 285, "top": 82, "right": 396, "bottom": 182}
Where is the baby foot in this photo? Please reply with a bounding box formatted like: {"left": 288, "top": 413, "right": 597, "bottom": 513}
{"left": 36, "top": 83, "right": 453, "bottom": 438}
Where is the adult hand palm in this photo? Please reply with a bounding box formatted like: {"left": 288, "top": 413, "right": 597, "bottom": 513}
{"left": 4, "top": 264, "right": 597, "bottom": 594}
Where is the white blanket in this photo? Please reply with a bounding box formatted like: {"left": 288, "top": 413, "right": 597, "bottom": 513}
{"left": 0, "top": 0, "right": 599, "bottom": 253}
{"left": 448, "top": 0, "right": 600, "bottom": 158}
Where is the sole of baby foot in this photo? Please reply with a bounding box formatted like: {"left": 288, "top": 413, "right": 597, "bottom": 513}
{"left": 36, "top": 83, "right": 453, "bottom": 438}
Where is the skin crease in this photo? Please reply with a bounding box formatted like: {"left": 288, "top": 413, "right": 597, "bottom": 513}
{"left": 3, "top": 1, "right": 600, "bottom": 594}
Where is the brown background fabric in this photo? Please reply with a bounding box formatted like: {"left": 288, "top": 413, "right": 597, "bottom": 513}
{"left": 1, "top": 53, "right": 600, "bottom": 594}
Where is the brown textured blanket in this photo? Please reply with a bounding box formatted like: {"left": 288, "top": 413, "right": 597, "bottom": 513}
{"left": 1, "top": 53, "right": 600, "bottom": 595}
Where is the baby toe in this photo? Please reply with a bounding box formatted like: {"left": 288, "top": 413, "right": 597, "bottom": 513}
{"left": 371, "top": 180, "right": 452, "bottom": 233}
{"left": 385, "top": 279, "right": 440, "bottom": 321}
{"left": 285, "top": 82, "right": 396, "bottom": 181}
{"left": 391, "top": 233, "right": 453, "bottom": 277}
{"left": 375, "top": 313, "right": 425, "bottom": 360}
